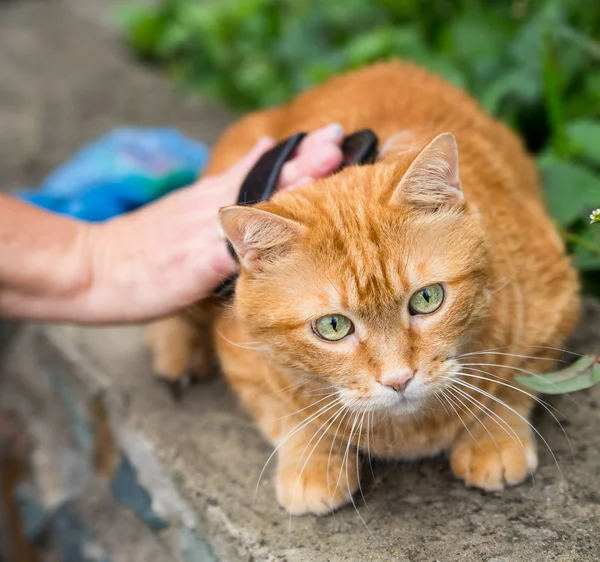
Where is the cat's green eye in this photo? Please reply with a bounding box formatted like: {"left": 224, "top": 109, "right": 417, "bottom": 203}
{"left": 409, "top": 283, "right": 445, "bottom": 315}
{"left": 313, "top": 315, "right": 354, "bottom": 341}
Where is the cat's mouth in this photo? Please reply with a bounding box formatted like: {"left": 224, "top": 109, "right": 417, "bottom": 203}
{"left": 339, "top": 382, "right": 429, "bottom": 415}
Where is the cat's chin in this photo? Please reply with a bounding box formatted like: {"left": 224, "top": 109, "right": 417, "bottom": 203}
{"left": 340, "top": 389, "right": 428, "bottom": 416}
{"left": 372, "top": 394, "right": 427, "bottom": 416}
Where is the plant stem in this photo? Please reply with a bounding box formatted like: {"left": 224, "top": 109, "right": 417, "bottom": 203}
{"left": 562, "top": 229, "right": 600, "bottom": 256}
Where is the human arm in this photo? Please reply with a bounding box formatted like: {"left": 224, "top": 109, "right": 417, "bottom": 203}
{"left": 0, "top": 124, "right": 344, "bottom": 323}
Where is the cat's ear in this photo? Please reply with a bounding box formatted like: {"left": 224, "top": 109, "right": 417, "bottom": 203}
{"left": 219, "top": 206, "right": 304, "bottom": 270}
{"left": 390, "top": 133, "right": 464, "bottom": 211}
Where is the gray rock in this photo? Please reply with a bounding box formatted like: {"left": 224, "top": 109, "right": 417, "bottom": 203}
{"left": 1, "top": 0, "right": 600, "bottom": 560}
{"left": 1, "top": 298, "right": 599, "bottom": 561}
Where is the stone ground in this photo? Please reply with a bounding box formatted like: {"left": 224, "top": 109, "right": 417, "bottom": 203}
{"left": 2, "top": 1, "right": 600, "bottom": 561}
{"left": 0, "top": 0, "right": 231, "bottom": 193}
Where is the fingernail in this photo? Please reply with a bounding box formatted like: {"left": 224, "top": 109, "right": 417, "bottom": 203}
{"left": 254, "top": 136, "right": 275, "bottom": 150}
{"left": 321, "top": 123, "right": 344, "bottom": 141}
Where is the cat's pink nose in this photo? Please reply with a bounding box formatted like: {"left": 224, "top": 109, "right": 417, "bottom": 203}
{"left": 380, "top": 370, "right": 416, "bottom": 393}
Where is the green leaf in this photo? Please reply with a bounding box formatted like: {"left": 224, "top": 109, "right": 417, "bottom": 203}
{"left": 567, "top": 221, "right": 600, "bottom": 270}
{"left": 565, "top": 119, "right": 600, "bottom": 166}
{"left": 515, "top": 355, "right": 600, "bottom": 394}
{"left": 542, "top": 29, "right": 567, "bottom": 154}
{"left": 481, "top": 70, "right": 541, "bottom": 115}
{"left": 414, "top": 55, "right": 467, "bottom": 89}
{"left": 118, "top": 8, "right": 171, "bottom": 57}
{"left": 539, "top": 159, "right": 600, "bottom": 226}
{"left": 445, "top": 15, "right": 507, "bottom": 85}
{"left": 341, "top": 26, "right": 427, "bottom": 68}
{"left": 572, "top": 245, "right": 600, "bottom": 271}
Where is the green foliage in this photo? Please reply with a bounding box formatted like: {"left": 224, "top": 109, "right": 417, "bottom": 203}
{"left": 116, "top": 0, "right": 600, "bottom": 290}
{"left": 516, "top": 355, "right": 600, "bottom": 394}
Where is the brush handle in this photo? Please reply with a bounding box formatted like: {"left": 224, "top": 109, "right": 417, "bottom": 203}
{"left": 214, "top": 129, "right": 378, "bottom": 299}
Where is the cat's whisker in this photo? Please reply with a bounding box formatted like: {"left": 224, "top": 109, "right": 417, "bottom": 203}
{"left": 455, "top": 345, "right": 583, "bottom": 359}
{"left": 445, "top": 382, "right": 531, "bottom": 471}
{"left": 266, "top": 392, "right": 341, "bottom": 423}
{"left": 215, "top": 329, "right": 262, "bottom": 351}
{"left": 438, "top": 387, "right": 477, "bottom": 430}
{"left": 326, "top": 403, "right": 354, "bottom": 503}
{"left": 447, "top": 385, "right": 500, "bottom": 444}
{"left": 267, "top": 378, "right": 315, "bottom": 396}
{"left": 331, "top": 407, "right": 361, "bottom": 506}
{"left": 433, "top": 392, "right": 452, "bottom": 419}
{"left": 365, "top": 410, "right": 376, "bottom": 483}
{"left": 453, "top": 367, "right": 573, "bottom": 455}
{"left": 291, "top": 399, "right": 355, "bottom": 482}
{"left": 355, "top": 410, "right": 371, "bottom": 513}
{"left": 457, "top": 363, "right": 578, "bottom": 414}
{"left": 443, "top": 386, "right": 503, "bottom": 454}
{"left": 254, "top": 398, "right": 344, "bottom": 503}
{"left": 436, "top": 387, "right": 481, "bottom": 448}
{"left": 342, "top": 409, "right": 371, "bottom": 533}
{"left": 266, "top": 376, "right": 339, "bottom": 400}
{"left": 489, "top": 263, "right": 526, "bottom": 296}
{"left": 455, "top": 351, "right": 571, "bottom": 364}
{"left": 294, "top": 387, "right": 342, "bottom": 399}
{"left": 445, "top": 384, "right": 534, "bottom": 486}
{"left": 288, "top": 401, "right": 356, "bottom": 530}
{"left": 448, "top": 378, "right": 562, "bottom": 478}
{"left": 457, "top": 365, "right": 569, "bottom": 413}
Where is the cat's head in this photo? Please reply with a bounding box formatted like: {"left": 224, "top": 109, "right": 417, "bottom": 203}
{"left": 220, "top": 133, "right": 491, "bottom": 413}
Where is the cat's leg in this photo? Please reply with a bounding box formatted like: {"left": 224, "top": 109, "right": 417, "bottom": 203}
{"left": 146, "top": 311, "right": 215, "bottom": 387}
{"left": 450, "top": 383, "right": 538, "bottom": 491}
{"left": 273, "top": 416, "right": 361, "bottom": 516}
{"left": 216, "top": 316, "right": 360, "bottom": 515}
{"left": 228, "top": 378, "right": 360, "bottom": 515}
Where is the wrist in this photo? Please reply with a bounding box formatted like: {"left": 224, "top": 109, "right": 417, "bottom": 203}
{"left": 59, "top": 174, "right": 239, "bottom": 323}
{"left": 79, "top": 193, "right": 238, "bottom": 323}
{"left": 36, "top": 219, "right": 98, "bottom": 318}
{"left": 0, "top": 199, "right": 97, "bottom": 321}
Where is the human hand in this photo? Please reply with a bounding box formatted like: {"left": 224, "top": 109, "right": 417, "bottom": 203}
{"left": 85, "top": 124, "right": 344, "bottom": 323}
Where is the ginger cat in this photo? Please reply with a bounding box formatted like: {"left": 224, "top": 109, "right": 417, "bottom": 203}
{"left": 148, "top": 61, "right": 580, "bottom": 515}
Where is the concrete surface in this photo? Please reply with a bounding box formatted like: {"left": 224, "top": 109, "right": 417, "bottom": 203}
{"left": 0, "top": 0, "right": 230, "bottom": 559}
{"left": 2, "top": 0, "right": 600, "bottom": 561}
{"left": 2, "top": 301, "right": 600, "bottom": 562}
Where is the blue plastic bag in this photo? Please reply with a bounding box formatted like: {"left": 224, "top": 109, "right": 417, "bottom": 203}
{"left": 15, "top": 127, "right": 211, "bottom": 222}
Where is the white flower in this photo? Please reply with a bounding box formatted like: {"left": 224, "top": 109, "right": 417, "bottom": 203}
{"left": 590, "top": 209, "right": 600, "bottom": 224}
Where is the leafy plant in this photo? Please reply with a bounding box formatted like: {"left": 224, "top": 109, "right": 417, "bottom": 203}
{"left": 516, "top": 355, "right": 600, "bottom": 394}
{"left": 115, "top": 0, "right": 600, "bottom": 292}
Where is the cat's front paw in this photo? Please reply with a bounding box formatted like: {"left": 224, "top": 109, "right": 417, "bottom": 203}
{"left": 276, "top": 452, "right": 360, "bottom": 515}
{"left": 146, "top": 317, "right": 213, "bottom": 390}
{"left": 450, "top": 431, "right": 538, "bottom": 491}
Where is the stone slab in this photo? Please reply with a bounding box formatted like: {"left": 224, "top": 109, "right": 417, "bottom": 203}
{"left": 1, "top": 1, "right": 600, "bottom": 560}
{"left": 0, "top": 0, "right": 230, "bottom": 558}
{"left": 1, "top": 298, "right": 598, "bottom": 561}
